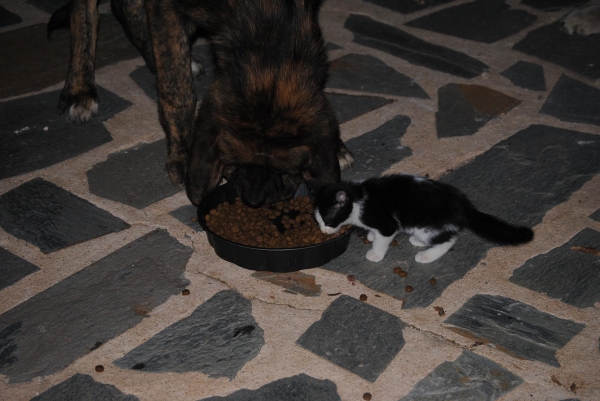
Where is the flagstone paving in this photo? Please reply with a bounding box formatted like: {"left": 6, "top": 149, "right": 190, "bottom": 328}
{"left": 0, "top": 0, "right": 599, "bottom": 400}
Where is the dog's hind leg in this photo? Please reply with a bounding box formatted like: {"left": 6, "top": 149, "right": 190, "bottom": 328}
{"left": 110, "top": 0, "right": 156, "bottom": 73}
{"left": 145, "top": 0, "right": 197, "bottom": 185}
{"left": 57, "top": 0, "right": 100, "bottom": 123}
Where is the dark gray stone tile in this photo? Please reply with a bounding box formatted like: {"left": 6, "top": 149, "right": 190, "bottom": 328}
{"left": 0, "top": 229, "right": 191, "bottom": 383}
{"left": 0, "top": 178, "right": 130, "bottom": 254}
{"left": 540, "top": 74, "right": 600, "bottom": 127}
{"left": 590, "top": 208, "right": 600, "bottom": 222}
{"left": 324, "top": 124, "right": 600, "bottom": 308}
{"left": 170, "top": 204, "right": 203, "bottom": 232}
{"left": 198, "top": 374, "right": 341, "bottom": 401}
{"left": 0, "top": 248, "right": 39, "bottom": 291}
{"left": 513, "top": 21, "right": 600, "bottom": 80}
{"left": 521, "top": 0, "right": 582, "bottom": 11}
{"left": 130, "top": 44, "right": 215, "bottom": 103}
{"left": 363, "top": 0, "right": 456, "bottom": 14}
{"left": 344, "top": 14, "right": 489, "bottom": 78}
{"left": 325, "top": 93, "right": 393, "bottom": 124}
{"left": 436, "top": 83, "right": 521, "bottom": 138}
{"left": 296, "top": 295, "right": 405, "bottom": 382}
{"left": 510, "top": 228, "right": 600, "bottom": 308}
{"left": 114, "top": 290, "right": 264, "bottom": 379}
{"left": 87, "top": 139, "right": 182, "bottom": 209}
{"left": 0, "top": 14, "right": 139, "bottom": 99}
{"left": 0, "top": 86, "right": 131, "bottom": 180}
{"left": 444, "top": 294, "right": 585, "bottom": 366}
{"left": 399, "top": 350, "right": 523, "bottom": 400}
{"left": 500, "top": 61, "right": 546, "bottom": 91}
{"left": 342, "top": 115, "right": 412, "bottom": 180}
{"left": 0, "top": 6, "right": 22, "bottom": 28}
{"left": 406, "top": 0, "right": 537, "bottom": 44}
{"left": 327, "top": 54, "right": 429, "bottom": 99}
{"left": 30, "top": 373, "right": 138, "bottom": 401}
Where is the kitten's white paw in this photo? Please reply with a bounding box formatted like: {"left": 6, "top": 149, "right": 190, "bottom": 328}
{"left": 366, "top": 249, "right": 384, "bottom": 262}
{"left": 409, "top": 235, "right": 426, "bottom": 247}
{"left": 415, "top": 249, "right": 443, "bottom": 264}
{"left": 367, "top": 231, "right": 375, "bottom": 242}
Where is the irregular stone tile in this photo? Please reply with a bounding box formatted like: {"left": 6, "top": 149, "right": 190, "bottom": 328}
{"left": 327, "top": 54, "right": 429, "bottom": 99}
{"left": 500, "top": 60, "right": 546, "bottom": 91}
{"left": 510, "top": 228, "right": 600, "bottom": 308}
{"left": 540, "top": 74, "right": 600, "bottom": 127}
{"left": 87, "top": 139, "right": 182, "bottom": 209}
{"left": 0, "top": 229, "right": 191, "bottom": 383}
{"left": 0, "top": 247, "right": 40, "bottom": 291}
{"left": 444, "top": 294, "right": 585, "bottom": 366}
{"left": 251, "top": 271, "right": 321, "bottom": 296}
{"left": 405, "top": 0, "right": 537, "bottom": 44}
{"left": 342, "top": 115, "right": 412, "bottom": 180}
{"left": 0, "top": 14, "right": 140, "bottom": 99}
{"left": 513, "top": 21, "right": 600, "bottom": 80}
{"left": 325, "top": 93, "right": 393, "bottom": 124}
{"left": 296, "top": 295, "right": 405, "bottom": 382}
{"left": 363, "top": 0, "right": 456, "bottom": 14}
{"left": 0, "top": 178, "right": 130, "bottom": 254}
{"left": 436, "top": 83, "right": 521, "bottom": 138}
{"left": 324, "top": 125, "right": 600, "bottom": 308}
{"left": 590, "top": 208, "right": 600, "bottom": 223}
{"left": 399, "top": 350, "right": 523, "bottom": 400}
{"left": 0, "top": 6, "right": 22, "bottom": 28}
{"left": 169, "top": 204, "right": 203, "bottom": 232}
{"left": 30, "top": 373, "right": 138, "bottom": 401}
{"left": 326, "top": 42, "right": 342, "bottom": 51}
{"left": 0, "top": 86, "right": 131, "bottom": 180}
{"left": 344, "top": 14, "right": 489, "bottom": 79}
{"left": 199, "top": 374, "right": 341, "bottom": 401}
{"left": 114, "top": 290, "right": 264, "bottom": 379}
{"left": 130, "top": 44, "right": 215, "bottom": 103}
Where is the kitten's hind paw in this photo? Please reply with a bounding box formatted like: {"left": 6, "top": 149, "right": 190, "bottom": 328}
{"left": 367, "top": 231, "right": 375, "bottom": 242}
{"left": 409, "top": 235, "right": 427, "bottom": 247}
{"left": 366, "top": 249, "right": 384, "bottom": 262}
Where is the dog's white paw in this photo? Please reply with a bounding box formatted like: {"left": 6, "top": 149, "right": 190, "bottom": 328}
{"left": 367, "top": 231, "right": 375, "bottom": 242}
{"left": 67, "top": 99, "right": 98, "bottom": 123}
{"left": 191, "top": 60, "right": 204, "bottom": 77}
{"left": 338, "top": 147, "right": 355, "bottom": 171}
{"left": 409, "top": 235, "right": 426, "bottom": 247}
{"left": 366, "top": 249, "right": 384, "bottom": 262}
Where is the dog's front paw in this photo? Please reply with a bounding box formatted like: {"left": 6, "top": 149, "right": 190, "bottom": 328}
{"left": 337, "top": 144, "right": 355, "bottom": 171}
{"left": 58, "top": 88, "right": 99, "bottom": 123}
{"left": 366, "top": 249, "right": 384, "bottom": 262}
{"left": 166, "top": 160, "right": 186, "bottom": 186}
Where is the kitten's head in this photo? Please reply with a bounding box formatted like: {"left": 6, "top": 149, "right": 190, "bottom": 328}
{"left": 312, "top": 183, "right": 353, "bottom": 234}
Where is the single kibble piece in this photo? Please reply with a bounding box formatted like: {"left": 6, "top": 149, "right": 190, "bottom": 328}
{"left": 362, "top": 238, "right": 370, "bottom": 244}
{"left": 405, "top": 286, "right": 413, "bottom": 293}
{"left": 398, "top": 271, "right": 407, "bottom": 277}
{"left": 359, "top": 294, "right": 368, "bottom": 301}
{"left": 430, "top": 278, "right": 437, "bottom": 286}
{"left": 95, "top": 365, "right": 104, "bottom": 373}
{"left": 363, "top": 392, "right": 372, "bottom": 400}
{"left": 390, "top": 240, "right": 398, "bottom": 246}
{"left": 182, "top": 289, "right": 190, "bottom": 296}
{"left": 392, "top": 267, "right": 402, "bottom": 275}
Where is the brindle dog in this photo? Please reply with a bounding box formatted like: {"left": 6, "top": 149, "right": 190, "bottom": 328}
{"left": 49, "top": 0, "right": 354, "bottom": 207}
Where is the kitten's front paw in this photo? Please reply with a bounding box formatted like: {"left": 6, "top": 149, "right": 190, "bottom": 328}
{"left": 366, "top": 249, "right": 384, "bottom": 262}
{"left": 367, "top": 231, "right": 375, "bottom": 242}
{"left": 415, "top": 250, "right": 439, "bottom": 264}
{"left": 409, "top": 235, "right": 426, "bottom": 247}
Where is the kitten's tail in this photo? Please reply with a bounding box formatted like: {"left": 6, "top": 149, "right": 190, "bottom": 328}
{"left": 465, "top": 207, "right": 533, "bottom": 246}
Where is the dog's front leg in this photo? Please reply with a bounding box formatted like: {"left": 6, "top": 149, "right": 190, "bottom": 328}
{"left": 145, "top": 0, "right": 197, "bottom": 185}
{"left": 59, "top": 0, "right": 99, "bottom": 123}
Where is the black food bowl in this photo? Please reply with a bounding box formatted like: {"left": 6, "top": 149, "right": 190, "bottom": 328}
{"left": 197, "top": 183, "right": 352, "bottom": 272}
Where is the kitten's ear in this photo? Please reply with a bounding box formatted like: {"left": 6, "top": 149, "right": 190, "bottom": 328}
{"left": 335, "top": 191, "right": 347, "bottom": 205}
{"left": 305, "top": 179, "right": 323, "bottom": 193}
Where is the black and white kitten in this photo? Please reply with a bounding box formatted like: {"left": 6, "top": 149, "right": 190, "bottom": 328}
{"left": 312, "top": 175, "right": 534, "bottom": 263}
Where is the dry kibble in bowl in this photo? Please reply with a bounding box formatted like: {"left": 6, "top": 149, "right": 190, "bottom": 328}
{"left": 204, "top": 196, "right": 350, "bottom": 248}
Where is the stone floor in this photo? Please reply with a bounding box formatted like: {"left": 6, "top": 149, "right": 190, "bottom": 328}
{"left": 1, "top": 0, "right": 599, "bottom": 400}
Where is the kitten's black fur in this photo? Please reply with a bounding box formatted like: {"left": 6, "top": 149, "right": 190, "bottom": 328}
{"left": 312, "top": 175, "right": 534, "bottom": 263}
